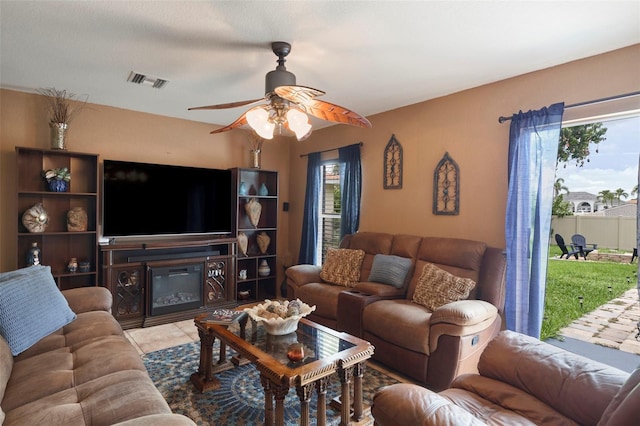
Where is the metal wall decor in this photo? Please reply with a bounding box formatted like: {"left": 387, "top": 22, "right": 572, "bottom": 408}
{"left": 433, "top": 152, "right": 459, "bottom": 215}
{"left": 383, "top": 134, "right": 403, "bottom": 189}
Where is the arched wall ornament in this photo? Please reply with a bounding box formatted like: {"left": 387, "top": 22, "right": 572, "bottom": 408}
{"left": 433, "top": 152, "right": 459, "bottom": 215}
{"left": 383, "top": 134, "right": 402, "bottom": 189}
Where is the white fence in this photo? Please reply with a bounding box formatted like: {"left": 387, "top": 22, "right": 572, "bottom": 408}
{"left": 551, "top": 215, "right": 637, "bottom": 250}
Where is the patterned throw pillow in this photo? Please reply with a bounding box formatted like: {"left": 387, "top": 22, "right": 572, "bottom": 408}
{"left": 367, "top": 254, "right": 412, "bottom": 288}
{"left": 320, "top": 248, "right": 366, "bottom": 287}
{"left": 0, "top": 265, "right": 77, "bottom": 355}
{"left": 412, "top": 262, "right": 476, "bottom": 311}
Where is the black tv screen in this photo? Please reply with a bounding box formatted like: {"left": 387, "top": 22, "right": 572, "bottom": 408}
{"left": 102, "top": 160, "right": 232, "bottom": 238}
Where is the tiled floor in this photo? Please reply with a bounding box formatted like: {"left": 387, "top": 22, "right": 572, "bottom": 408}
{"left": 126, "top": 288, "right": 640, "bottom": 359}
{"left": 125, "top": 319, "right": 200, "bottom": 355}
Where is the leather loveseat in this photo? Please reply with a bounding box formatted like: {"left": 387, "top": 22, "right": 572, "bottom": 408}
{"left": 372, "top": 330, "right": 638, "bottom": 425}
{"left": 1, "top": 266, "right": 195, "bottom": 426}
{"left": 285, "top": 232, "right": 506, "bottom": 390}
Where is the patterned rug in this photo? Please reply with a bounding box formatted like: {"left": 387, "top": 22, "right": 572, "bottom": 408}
{"left": 143, "top": 341, "right": 401, "bottom": 425}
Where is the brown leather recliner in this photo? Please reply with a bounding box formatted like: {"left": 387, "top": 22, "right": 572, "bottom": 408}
{"left": 286, "top": 232, "right": 506, "bottom": 391}
{"left": 372, "top": 330, "right": 638, "bottom": 425}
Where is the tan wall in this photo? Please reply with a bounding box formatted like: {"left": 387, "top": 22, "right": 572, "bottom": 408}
{"left": 552, "top": 216, "right": 637, "bottom": 251}
{"left": 0, "top": 90, "right": 291, "bottom": 277}
{"left": 287, "top": 44, "right": 640, "bottom": 261}
{"left": 2, "top": 45, "right": 639, "bottom": 275}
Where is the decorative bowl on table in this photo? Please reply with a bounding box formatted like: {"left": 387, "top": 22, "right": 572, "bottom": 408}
{"left": 244, "top": 299, "right": 316, "bottom": 335}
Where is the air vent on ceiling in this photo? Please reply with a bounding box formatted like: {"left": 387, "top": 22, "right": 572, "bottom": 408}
{"left": 127, "top": 71, "right": 169, "bottom": 89}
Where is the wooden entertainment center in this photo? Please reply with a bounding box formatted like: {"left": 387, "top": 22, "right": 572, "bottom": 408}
{"left": 100, "top": 238, "right": 237, "bottom": 329}
{"left": 15, "top": 147, "right": 280, "bottom": 329}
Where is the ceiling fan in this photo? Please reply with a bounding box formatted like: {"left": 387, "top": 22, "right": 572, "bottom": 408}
{"left": 188, "top": 41, "right": 372, "bottom": 141}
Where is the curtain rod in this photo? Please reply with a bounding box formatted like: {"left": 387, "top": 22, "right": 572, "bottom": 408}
{"left": 299, "top": 141, "right": 364, "bottom": 157}
{"left": 498, "top": 91, "right": 640, "bottom": 123}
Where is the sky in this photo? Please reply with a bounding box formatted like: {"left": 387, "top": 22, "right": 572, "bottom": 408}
{"left": 555, "top": 115, "right": 639, "bottom": 199}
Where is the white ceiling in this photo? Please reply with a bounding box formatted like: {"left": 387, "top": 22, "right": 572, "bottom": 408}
{"left": 1, "top": 1, "right": 639, "bottom": 131}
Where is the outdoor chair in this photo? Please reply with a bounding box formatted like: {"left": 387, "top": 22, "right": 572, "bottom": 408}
{"left": 555, "top": 234, "right": 579, "bottom": 260}
{"left": 571, "top": 234, "right": 597, "bottom": 259}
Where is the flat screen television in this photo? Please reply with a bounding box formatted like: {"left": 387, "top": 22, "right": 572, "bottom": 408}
{"left": 102, "top": 159, "right": 233, "bottom": 238}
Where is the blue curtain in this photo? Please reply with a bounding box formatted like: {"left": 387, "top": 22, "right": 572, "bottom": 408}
{"left": 339, "top": 143, "right": 362, "bottom": 238}
{"left": 505, "top": 103, "right": 564, "bottom": 338}
{"left": 298, "top": 152, "right": 321, "bottom": 264}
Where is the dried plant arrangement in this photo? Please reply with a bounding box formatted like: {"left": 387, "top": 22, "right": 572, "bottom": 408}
{"left": 37, "top": 87, "right": 88, "bottom": 124}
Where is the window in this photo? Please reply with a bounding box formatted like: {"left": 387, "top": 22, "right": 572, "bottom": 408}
{"left": 317, "top": 162, "right": 341, "bottom": 265}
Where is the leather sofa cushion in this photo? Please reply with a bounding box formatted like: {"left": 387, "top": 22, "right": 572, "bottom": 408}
{"left": 598, "top": 366, "right": 640, "bottom": 426}
{"left": 479, "top": 330, "right": 627, "bottom": 426}
{"left": 407, "top": 238, "right": 486, "bottom": 300}
{"left": 363, "top": 299, "right": 431, "bottom": 354}
{"left": 448, "top": 375, "right": 577, "bottom": 425}
{"left": 295, "top": 282, "right": 345, "bottom": 320}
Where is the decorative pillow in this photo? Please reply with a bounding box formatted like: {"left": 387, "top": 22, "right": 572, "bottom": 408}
{"left": 367, "top": 254, "right": 412, "bottom": 288}
{"left": 0, "top": 265, "right": 76, "bottom": 356}
{"left": 412, "top": 262, "right": 476, "bottom": 311}
{"left": 320, "top": 248, "right": 366, "bottom": 287}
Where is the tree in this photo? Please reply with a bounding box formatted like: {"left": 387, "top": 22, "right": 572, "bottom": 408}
{"left": 553, "top": 177, "right": 569, "bottom": 198}
{"left": 614, "top": 188, "right": 629, "bottom": 205}
{"left": 552, "top": 194, "right": 573, "bottom": 217}
{"left": 598, "top": 189, "right": 615, "bottom": 208}
{"left": 632, "top": 184, "right": 638, "bottom": 197}
{"left": 557, "top": 123, "right": 607, "bottom": 168}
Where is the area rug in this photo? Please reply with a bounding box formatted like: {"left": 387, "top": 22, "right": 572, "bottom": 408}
{"left": 143, "top": 341, "right": 401, "bottom": 425}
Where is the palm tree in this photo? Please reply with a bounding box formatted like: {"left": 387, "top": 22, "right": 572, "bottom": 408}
{"left": 632, "top": 184, "right": 638, "bottom": 197}
{"left": 614, "top": 188, "right": 629, "bottom": 206}
{"left": 553, "top": 178, "right": 569, "bottom": 198}
{"left": 597, "top": 189, "right": 615, "bottom": 208}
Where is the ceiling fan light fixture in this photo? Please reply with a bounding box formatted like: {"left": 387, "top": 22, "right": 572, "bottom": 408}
{"left": 286, "top": 108, "right": 312, "bottom": 141}
{"left": 246, "top": 107, "right": 275, "bottom": 139}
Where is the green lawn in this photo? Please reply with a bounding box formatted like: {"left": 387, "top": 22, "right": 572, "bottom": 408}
{"left": 541, "top": 248, "right": 638, "bottom": 340}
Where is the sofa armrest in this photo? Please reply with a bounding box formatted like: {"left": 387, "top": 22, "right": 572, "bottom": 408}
{"left": 62, "top": 286, "right": 113, "bottom": 314}
{"left": 429, "top": 301, "right": 498, "bottom": 352}
{"left": 430, "top": 300, "right": 497, "bottom": 327}
{"left": 285, "top": 264, "right": 323, "bottom": 297}
{"left": 372, "top": 383, "right": 486, "bottom": 426}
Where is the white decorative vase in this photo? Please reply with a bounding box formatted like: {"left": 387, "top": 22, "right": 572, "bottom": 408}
{"left": 258, "top": 259, "right": 271, "bottom": 277}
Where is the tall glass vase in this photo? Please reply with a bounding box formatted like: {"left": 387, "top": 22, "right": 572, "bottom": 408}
{"left": 50, "top": 122, "right": 68, "bottom": 150}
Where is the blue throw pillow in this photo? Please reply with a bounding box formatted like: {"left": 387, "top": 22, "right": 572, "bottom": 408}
{"left": 367, "top": 254, "right": 412, "bottom": 288}
{"left": 0, "top": 265, "right": 76, "bottom": 356}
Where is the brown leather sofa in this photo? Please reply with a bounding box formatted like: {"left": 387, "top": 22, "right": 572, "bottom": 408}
{"left": 1, "top": 286, "right": 195, "bottom": 426}
{"left": 372, "top": 330, "right": 638, "bottom": 425}
{"left": 285, "top": 232, "right": 506, "bottom": 390}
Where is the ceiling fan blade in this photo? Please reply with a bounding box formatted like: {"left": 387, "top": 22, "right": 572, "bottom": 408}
{"left": 189, "top": 97, "right": 265, "bottom": 111}
{"left": 274, "top": 85, "right": 325, "bottom": 103}
{"left": 209, "top": 111, "right": 249, "bottom": 134}
{"left": 275, "top": 85, "right": 371, "bottom": 128}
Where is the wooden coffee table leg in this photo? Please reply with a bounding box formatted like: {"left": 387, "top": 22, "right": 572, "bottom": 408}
{"left": 296, "top": 382, "right": 314, "bottom": 426}
{"left": 337, "top": 365, "right": 354, "bottom": 426}
{"left": 353, "top": 362, "right": 366, "bottom": 421}
{"left": 273, "top": 383, "right": 289, "bottom": 426}
{"left": 260, "top": 375, "right": 274, "bottom": 426}
{"left": 190, "top": 326, "right": 221, "bottom": 392}
{"left": 315, "top": 376, "right": 331, "bottom": 426}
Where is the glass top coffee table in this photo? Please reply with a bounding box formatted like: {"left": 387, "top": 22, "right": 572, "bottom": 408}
{"left": 191, "top": 309, "right": 374, "bottom": 426}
